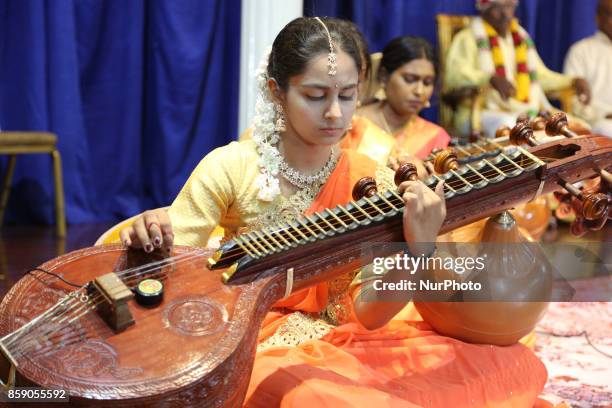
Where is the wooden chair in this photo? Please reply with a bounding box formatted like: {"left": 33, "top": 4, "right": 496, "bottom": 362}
{"left": 436, "top": 14, "right": 575, "bottom": 137}
{"left": 0, "top": 132, "right": 66, "bottom": 237}
{"left": 437, "top": 14, "right": 481, "bottom": 135}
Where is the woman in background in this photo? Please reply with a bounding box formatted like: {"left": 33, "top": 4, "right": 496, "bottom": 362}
{"left": 356, "top": 36, "right": 450, "bottom": 171}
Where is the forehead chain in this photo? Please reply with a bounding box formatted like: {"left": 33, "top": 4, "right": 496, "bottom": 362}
{"left": 314, "top": 17, "right": 337, "bottom": 76}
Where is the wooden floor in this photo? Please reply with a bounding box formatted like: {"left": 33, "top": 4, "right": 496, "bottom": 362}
{"left": 0, "top": 222, "right": 115, "bottom": 298}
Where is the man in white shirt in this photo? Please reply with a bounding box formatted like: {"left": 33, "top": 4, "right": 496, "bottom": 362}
{"left": 564, "top": 0, "right": 612, "bottom": 137}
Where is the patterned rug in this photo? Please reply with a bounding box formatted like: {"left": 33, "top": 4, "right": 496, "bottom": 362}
{"left": 535, "top": 299, "right": 611, "bottom": 407}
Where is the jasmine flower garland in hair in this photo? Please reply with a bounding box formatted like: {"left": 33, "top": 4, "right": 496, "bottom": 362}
{"left": 251, "top": 47, "right": 283, "bottom": 201}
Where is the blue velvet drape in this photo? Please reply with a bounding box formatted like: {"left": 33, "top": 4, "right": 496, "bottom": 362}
{"left": 0, "top": 1, "right": 599, "bottom": 225}
{"left": 304, "top": 0, "right": 599, "bottom": 123}
{"left": 0, "top": 0, "right": 240, "bottom": 224}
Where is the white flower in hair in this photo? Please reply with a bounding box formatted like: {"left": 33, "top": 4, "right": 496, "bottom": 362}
{"left": 252, "top": 46, "right": 283, "bottom": 201}
{"left": 255, "top": 172, "right": 280, "bottom": 202}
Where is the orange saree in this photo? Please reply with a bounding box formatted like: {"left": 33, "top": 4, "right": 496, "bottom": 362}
{"left": 393, "top": 116, "right": 451, "bottom": 160}
{"left": 244, "top": 149, "right": 548, "bottom": 408}
{"left": 341, "top": 116, "right": 396, "bottom": 164}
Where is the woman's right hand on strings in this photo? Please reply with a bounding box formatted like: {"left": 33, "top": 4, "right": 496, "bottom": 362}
{"left": 119, "top": 208, "right": 174, "bottom": 253}
{"left": 398, "top": 179, "right": 446, "bottom": 256}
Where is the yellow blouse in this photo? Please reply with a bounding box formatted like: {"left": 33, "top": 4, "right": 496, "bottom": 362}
{"left": 169, "top": 140, "right": 271, "bottom": 247}
{"left": 168, "top": 139, "right": 395, "bottom": 248}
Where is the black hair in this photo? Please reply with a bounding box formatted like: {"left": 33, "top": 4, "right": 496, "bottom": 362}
{"left": 268, "top": 17, "right": 363, "bottom": 89}
{"left": 337, "top": 20, "right": 371, "bottom": 79}
{"left": 598, "top": 0, "right": 612, "bottom": 15}
{"left": 379, "top": 36, "right": 437, "bottom": 79}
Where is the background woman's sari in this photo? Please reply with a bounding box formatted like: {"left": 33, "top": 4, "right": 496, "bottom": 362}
{"left": 392, "top": 116, "right": 451, "bottom": 160}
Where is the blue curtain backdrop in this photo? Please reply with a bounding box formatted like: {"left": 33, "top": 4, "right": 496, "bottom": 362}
{"left": 0, "top": 0, "right": 240, "bottom": 225}
{"left": 0, "top": 0, "right": 600, "bottom": 225}
{"left": 304, "top": 0, "right": 599, "bottom": 123}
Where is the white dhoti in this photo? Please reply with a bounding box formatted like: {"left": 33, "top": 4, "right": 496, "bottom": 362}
{"left": 591, "top": 119, "right": 612, "bottom": 138}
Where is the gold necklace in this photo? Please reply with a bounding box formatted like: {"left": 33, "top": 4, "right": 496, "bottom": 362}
{"left": 378, "top": 101, "right": 394, "bottom": 135}
{"left": 378, "top": 101, "right": 419, "bottom": 136}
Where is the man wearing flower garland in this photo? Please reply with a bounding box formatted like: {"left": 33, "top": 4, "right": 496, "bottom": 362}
{"left": 444, "top": 0, "right": 591, "bottom": 137}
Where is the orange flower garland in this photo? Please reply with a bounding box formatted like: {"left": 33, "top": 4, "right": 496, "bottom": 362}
{"left": 483, "top": 19, "right": 535, "bottom": 103}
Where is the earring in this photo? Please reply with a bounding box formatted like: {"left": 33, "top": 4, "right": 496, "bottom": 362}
{"left": 347, "top": 122, "right": 353, "bottom": 131}
{"left": 275, "top": 104, "right": 286, "bottom": 132}
{"left": 424, "top": 100, "right": 431, "bottom": 108}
